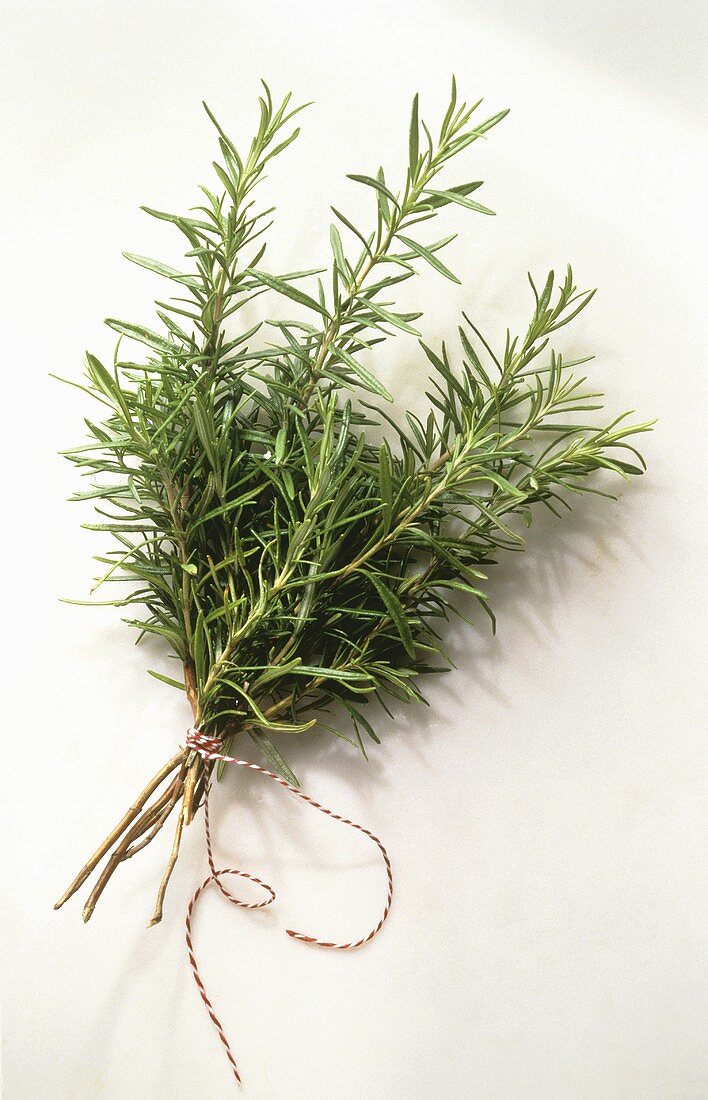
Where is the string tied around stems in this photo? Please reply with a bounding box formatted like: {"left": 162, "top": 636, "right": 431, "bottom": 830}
{"left": 184, "top": 726, "right": 394, "bottom": 1088}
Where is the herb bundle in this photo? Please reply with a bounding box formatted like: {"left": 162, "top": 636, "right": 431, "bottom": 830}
{"left": 55, "top": 81, "right": 650, "bottom": 929}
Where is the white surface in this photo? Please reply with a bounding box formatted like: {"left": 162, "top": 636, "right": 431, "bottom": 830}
{"left": 2, "top": 1, "right": 707, "bottom": 1097}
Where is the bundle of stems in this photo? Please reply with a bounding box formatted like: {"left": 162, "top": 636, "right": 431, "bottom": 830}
{"left": 55, "top": 81, "right": 650, "bottom": 925}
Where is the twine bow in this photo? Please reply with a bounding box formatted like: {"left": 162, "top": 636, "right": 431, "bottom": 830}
{"left": 184, "top": 727, "right": 393, "bottom": 1086}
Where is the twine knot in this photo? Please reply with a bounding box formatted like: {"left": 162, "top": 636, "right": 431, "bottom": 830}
{"left": 186, "top": 728, "right": 223, "bottom": 757}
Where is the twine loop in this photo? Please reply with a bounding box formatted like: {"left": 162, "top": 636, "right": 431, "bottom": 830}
{"left": 186, "top": 728, "right": 223, "bottom": 756}
{"left": 183, "top": 725, "right": 393, "bottom": 1087}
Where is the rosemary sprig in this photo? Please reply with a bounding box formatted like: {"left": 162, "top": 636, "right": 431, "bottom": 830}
{"left": 55, "top": 79, "right": 651, "bottom": 923}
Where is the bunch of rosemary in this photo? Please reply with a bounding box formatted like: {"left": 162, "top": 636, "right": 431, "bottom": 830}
{"left": 55, "top": 81, "right": 650, "bottom": 925}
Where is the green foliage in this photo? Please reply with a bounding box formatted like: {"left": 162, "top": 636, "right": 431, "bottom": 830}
{"left": 61, "top": 79, "right": 651, "bottom": 781}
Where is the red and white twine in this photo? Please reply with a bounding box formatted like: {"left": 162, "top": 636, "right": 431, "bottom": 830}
{"left": 184, "top": 727, "right": 393, "bottom": 1087}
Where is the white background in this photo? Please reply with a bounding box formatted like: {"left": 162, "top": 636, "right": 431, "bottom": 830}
{"left": 2, "top": 1, "right": 707, "bottom": 1097}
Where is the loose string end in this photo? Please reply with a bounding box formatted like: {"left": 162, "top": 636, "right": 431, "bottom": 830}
{"left": 184, "top": 726, "right": 393, "bottom": 1086}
